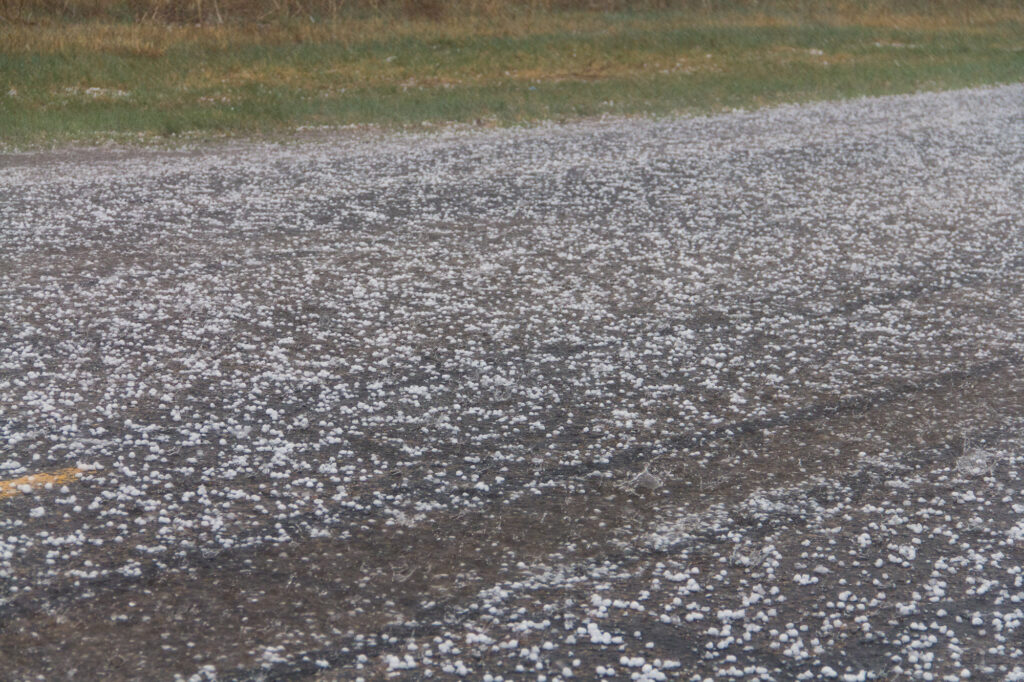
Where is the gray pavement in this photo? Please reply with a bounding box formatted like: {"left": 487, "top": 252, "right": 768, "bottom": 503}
{"left": 2, "top": 84, "right": 1024, "bottom": 680}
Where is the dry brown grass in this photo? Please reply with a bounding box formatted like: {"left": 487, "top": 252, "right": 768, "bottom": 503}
{"left": 4, "top": 1, "right": 1020, "bottom": 56}
{"left": 2, "top": 0, "right": 1019, "bottom": 28}
{"left": 1, "top": 11, "right": 630, "bottom": 54}
{"left": 2, "top": 0, "right": 601, "bottom": 24}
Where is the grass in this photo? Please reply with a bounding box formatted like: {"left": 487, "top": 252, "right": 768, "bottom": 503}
{"left": 1, "top": 2, "right": 1023, "bottom": 147}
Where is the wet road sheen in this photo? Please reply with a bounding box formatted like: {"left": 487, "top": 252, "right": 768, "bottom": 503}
{"left": 2, "top": 85, "right": 1024, "bottom": 680}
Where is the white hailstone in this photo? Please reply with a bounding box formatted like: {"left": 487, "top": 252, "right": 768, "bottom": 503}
{"left": 634, "top": 470, "right": 663, "bottom": 491}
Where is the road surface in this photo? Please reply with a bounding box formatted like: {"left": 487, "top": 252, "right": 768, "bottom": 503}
{"left": 2, "top": 85, "right": 1024, "bottom": 680}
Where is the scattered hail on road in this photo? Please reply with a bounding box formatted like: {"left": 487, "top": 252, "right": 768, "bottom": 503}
{"left": 1, "top": 84, "right": 1023, "bottom": 680}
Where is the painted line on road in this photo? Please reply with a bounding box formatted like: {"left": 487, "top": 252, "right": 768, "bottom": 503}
{"left": 0, "top": 467, "right": 89, "bottom": 499}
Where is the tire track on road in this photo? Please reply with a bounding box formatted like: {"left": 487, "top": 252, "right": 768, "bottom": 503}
{"left": 4, "top": 355, "right": 1022, "bottom": 680}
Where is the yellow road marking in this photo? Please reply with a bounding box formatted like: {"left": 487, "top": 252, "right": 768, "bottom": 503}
{"left": 0, "top": 467, "right": 88, "bottom": 499}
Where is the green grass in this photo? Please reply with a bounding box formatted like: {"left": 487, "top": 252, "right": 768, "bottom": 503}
{"left": 2, "top": 4, "right": 1023, "bottom": 147}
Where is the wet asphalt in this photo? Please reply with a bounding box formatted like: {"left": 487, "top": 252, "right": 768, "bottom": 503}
{"left": 2, "top": 85, "right": 1024, "bottom": 680}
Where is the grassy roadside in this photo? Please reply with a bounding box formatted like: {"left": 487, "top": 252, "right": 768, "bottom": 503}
{"left": 2, "top": 2, "right": 1023, "bottom": 147}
